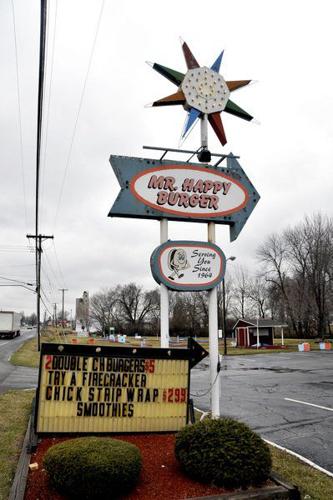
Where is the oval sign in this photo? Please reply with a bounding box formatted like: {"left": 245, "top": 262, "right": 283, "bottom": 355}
{"left": 130, "top": 165, "right": 249, "bottom": 218}
{"left": 150, "top": 241, "right": 226, "bottom": 291}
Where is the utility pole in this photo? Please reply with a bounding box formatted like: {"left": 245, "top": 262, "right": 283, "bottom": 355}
{"left": 27, "top": 234, "right": 54, "bottom": 351}
{"left": 28, "top": 0, "right": 48, "bottom": 352}
{"left": 59, "top": 288, "right": 68, "bottom": 328}
{"left": 53, "top": 303, "right": 57, "bottom": 327}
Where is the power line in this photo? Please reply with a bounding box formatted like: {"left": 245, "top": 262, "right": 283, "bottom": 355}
{"left": 43, "top": 246, "right": 62, "bottom": 288}
{"left": 41, "top": 262, "right": 57, "bottom": 300}
{"left": 10, "top": 0, "right": 28, "bottom": 233}
{"left": 0, "top": 264, "right": 34, "bottom": 269}
{"left": 40, "top": 259, "right": 56, "bottom": 293}
{"left": 0, "top": 246, "right": 34, "bottom": 254}
{"left": 40, "top": 294, "right": 53, "bottom": 317}
{"left": 0, "top": 275, "right": 34, "bottom": 286}
{"left": 51, "top": 240, "right": 66, "bottom": 288}
{"left": 40, "top": 286, "right": 54, "bottom": 306}
{"left": 53, "top": 0, "right": 105, "bottom": 230}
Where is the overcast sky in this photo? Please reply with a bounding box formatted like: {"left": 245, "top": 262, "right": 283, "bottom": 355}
{"left": 0, "top": 0, "right": 332, "bottom": 317}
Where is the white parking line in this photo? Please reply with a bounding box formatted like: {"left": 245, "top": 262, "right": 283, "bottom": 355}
{"left": 0, "top": 340, "right": 12, "bottom": 348}
{"left": 285, "top": 397, "right": 333, "bottom": 412}
{"left": 264, "top": 439, "right": 333, "bottom": 478}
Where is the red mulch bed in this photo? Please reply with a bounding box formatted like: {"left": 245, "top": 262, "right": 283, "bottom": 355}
{"left": 25, "top": 433, "right": 238, "bottom": 499}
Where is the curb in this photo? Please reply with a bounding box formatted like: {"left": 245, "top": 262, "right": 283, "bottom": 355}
{"left": 189, "top": 473, "right": 300, "bottom": 499}
{"left": 264, "top": 438, "right": 333, "bottom": 479}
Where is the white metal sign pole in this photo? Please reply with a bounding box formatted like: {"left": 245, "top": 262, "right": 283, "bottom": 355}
{"left": 160, "top": 218, "right": 169, "bottom": 347}
{"left": 208, "top": 222, "right": 220, "bottom": 418}
{"left": 201, "top": 113, "right": 208, "bottom": 151}
{"left": 201, "top": 114, "right": 220, "bottom": 418}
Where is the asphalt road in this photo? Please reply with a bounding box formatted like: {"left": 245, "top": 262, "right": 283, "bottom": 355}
{"left": 191, "top": 351, "right": 333, "bottom": 473}
{"left": 0, "top": 328, "right": 38, "bottom": 394}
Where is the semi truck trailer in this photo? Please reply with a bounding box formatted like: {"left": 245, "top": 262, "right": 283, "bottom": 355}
{"left": 0, "top": 311, "right": 21, "bottom": 339}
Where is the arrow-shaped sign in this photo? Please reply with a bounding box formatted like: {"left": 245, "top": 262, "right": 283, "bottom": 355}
{"left": 109, "top": 155, "right": 260, "bottom": 241}
{"left": 37, "top": 338, "right": 208, "bottom": 370}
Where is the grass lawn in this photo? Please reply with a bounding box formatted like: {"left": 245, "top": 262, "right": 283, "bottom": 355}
{"left": 270, "top": 445, "right": 333, "bottom": 500}
{"left": 221, "top": 337, "right": 328, "bottom": 355}
{"left": 0, "top": 390, "right": 34, "bottom": 500}
{"left": 10, "top": 336, "right": 40, "bottom": 369}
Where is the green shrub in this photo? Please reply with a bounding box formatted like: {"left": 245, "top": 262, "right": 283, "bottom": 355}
{"left": 43, "top": 437, "right": 142, "bottom": 499}
{"left": 175, "top": 417, "right": 271, "bottom": 488}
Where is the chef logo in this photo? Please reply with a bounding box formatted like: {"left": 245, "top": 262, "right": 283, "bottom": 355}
{"left": 168, "top": 249, "right": 190, "bottom": 280}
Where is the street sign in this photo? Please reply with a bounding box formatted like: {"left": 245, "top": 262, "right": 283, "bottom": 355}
{"left": 109, "top": 155, "right": 259, "bottom": 241}
{"left": 150, "top": 240, "right": 226, "bottom": 291}
{"left": 35, "top": 340, "right": 208, "bottom": 434}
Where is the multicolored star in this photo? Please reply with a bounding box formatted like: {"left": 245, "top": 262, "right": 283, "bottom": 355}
{"left": 148, "top": 40, "right": 253, "bottom": 146}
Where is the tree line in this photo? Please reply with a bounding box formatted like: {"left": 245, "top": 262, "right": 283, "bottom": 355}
{"left": 89, "top": 213, "right": 333, "bottom": 339}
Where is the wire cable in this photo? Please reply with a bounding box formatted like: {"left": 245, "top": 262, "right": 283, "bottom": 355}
{"left": 41, "top": 260, "right": 57, "bottom": 301}
{"left": 190, "top": 371, "right": 220, "bottom": 398}
{"left": 0, "top": 245, "right": 34, "bottom": 253}
{"left": 40, "top": 294, "right": 53, "bottom": 317}
{"left": 40, "top": 286, "right": 54, "bottom": 306}
{"left": 53, "top": 0, "right": 106, "bottom": 230}
{"left": 10, "top": 0, "right": 28, "bottom": 233}
{"left": 51, "top": 240, "right": 66, "bottom": 288}
{"left": 43, "top": 247, "right": 61, "bottom": 289}
{"left": 0, "top": 275, "right": 35, "bottom": 285}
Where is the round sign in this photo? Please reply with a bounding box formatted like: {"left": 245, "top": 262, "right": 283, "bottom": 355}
{"left": 150, "top": 241, "right": 226, "bottom": 291}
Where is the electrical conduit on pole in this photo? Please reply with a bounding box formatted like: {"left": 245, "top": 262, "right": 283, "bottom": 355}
{"left": 160, "top": 218, "right": 169, "bottom": 348}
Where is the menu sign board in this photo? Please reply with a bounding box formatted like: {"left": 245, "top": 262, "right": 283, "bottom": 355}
{"left": 35, "top": 341, "right": 208, "bottom": 433}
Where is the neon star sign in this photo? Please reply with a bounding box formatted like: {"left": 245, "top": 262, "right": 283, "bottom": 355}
{"left": 148, "top": 40, "right": 253, "bottom": 146}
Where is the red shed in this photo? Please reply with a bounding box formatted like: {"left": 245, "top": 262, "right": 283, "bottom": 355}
{"left": 233, "top": 318, "right": 287, "bottom": 348}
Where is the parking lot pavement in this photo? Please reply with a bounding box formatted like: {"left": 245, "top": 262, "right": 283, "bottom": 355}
{"left": 0, "top": 330, "right": 38, "bottom": 394}
{"left": 191, "top": 351, "right": 333, "bottom": 473}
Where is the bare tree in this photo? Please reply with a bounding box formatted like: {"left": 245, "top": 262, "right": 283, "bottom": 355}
{"left": 169, "top": 291, "right": 209, "bottom": 336}
{"left": 285, "top": 213, "right": 333, "bottom": 337}
{"left": 248, "top": 275, "right": 270, "bottom": 318}
{"left": 229, "top": 265, "right": 254, "bottom": 319}
{"left": 90, "top": 287, "right": 119, "bottom": 333}
{"left": 257, "top": 233, "right": 299, "bottom": 334}
{"left": 257, "top": 213, "right": 333, "bottom": 337}
{"left": 117, "top": 283, "right": 159, "bottom": 334}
